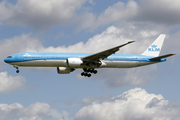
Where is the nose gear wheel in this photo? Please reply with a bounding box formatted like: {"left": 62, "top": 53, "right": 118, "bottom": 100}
{"left": 13, "top": 65, "right": 20, "bottom": 73}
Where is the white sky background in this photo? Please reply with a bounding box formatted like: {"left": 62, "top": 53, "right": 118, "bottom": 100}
{"left": 0, "top": 0, "right": 180, "bottom": 120}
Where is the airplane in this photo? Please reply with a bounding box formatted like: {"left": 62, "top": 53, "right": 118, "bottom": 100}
{"left": 4, "top": 34, "right": 175, "bottom": 77}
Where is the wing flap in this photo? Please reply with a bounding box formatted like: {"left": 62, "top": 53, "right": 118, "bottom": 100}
{"left": 149, "top": 54, "right": 175, "bottom": 60}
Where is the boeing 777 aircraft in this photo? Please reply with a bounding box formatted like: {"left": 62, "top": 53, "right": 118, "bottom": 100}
{"left": 4, "top": 34, "right": 174, "bottom": 77}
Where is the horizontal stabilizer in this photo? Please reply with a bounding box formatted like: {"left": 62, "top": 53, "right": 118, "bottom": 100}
{"left": 149, "top": 54, "right": 175, "bottom": 60}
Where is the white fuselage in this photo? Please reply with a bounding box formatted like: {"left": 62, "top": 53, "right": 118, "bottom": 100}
{"left": 4, "top": 52, "right": 161, "bottom": 69}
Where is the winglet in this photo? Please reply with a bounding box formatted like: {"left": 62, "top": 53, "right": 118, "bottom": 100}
{"left": 142, "top": 34, "right": 166, "bottom": 57}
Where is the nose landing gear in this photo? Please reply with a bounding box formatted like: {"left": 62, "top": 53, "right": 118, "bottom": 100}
{"left": 13, "top": 65, "right": 19, "bottom": 73}
{"left": 81, "top": 68, "right": 98, "bottom": 77}
{"left": 16, "top": 69, "right": 19, "bottom": 73}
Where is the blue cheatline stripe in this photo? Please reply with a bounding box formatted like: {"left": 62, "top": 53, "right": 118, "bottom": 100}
{"left": 5, "top": 52, "right": 163, "bottom": 63}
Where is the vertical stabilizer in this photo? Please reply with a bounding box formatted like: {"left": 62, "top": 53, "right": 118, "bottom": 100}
{"left": 142, "top": 34, "right": 166, "bottom": 57}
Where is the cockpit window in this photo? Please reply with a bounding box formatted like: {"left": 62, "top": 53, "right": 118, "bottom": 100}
{"left": 7, "top": 56, "right": 12, "bottom": 58}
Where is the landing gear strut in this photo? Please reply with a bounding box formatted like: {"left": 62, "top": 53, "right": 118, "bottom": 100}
{"left": 13, "top": 65, "right": 19, "bottom": 73}
{"left": 81, "top": 68, "right": 98, "bottom": 77}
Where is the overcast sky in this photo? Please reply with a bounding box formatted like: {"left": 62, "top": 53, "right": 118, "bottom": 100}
{"left": 0, "top": 0, "right": 180, "bottom": 120}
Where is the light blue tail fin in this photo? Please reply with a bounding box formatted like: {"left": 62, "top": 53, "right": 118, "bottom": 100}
{"left": 142, "top": 34, "right": 166, "bottom": 57}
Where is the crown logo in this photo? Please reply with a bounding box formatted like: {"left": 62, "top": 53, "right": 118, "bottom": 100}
{"left": 151, "top": 45, "right": 157, "bottom": 48}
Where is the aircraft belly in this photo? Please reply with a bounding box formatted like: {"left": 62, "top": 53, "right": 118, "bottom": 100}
{"left": 101, "top": 61, "right": 158, "bottom": 68}
{"left": 138, "top": 61, "right": 158, "bottom": 66}
{"left": 100, "top": 60, "right": 158, "bottom": 68}
{"left": 101, "top": 60, "right": 138, "bottom": 68}
{"left": 45, "top": 60, "right": 67, "bottom": 67}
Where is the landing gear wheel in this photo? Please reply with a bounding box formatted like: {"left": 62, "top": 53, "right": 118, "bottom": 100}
{"left": 94, "top": 70, "right": 97, "bottom": 74}
{"left": 16, "top": 70, "right": 19, "bottom": 73}
{"left": 89, "top": 70, "right": 93, "bottom": 73}
{"left": 13, "top": 66, "right": 20, "bottom": 73}
{"left": 88, "top": 74, "right": 91, "bottom": 77}
{"left": 81, "top": 68, "right": 98, "bottom": 77}
{"left": 81, "top": 72, "right": 92, "bottom": 77}
{"left": 81, "top": 72, "right": 84, "bottom": 76}
{"left": 85, "top": 73, "right": 89, "bottom": 77}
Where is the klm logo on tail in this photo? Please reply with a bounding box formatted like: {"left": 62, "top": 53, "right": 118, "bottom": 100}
{"left": 148, "top": 45, "right": 160, "bottom": 52}
{"left": 142, "top": 34, "right": 165, "bottom": 56}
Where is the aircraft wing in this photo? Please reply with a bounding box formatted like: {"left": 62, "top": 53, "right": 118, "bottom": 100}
{"left": 149, "top": 54, "right": 175, "bottom": 61}
{"left": 81, "top": 41, "right": 135, "bottom": 63}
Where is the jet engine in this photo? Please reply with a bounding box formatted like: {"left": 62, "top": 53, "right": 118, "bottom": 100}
{"left": 57, "top": 67, "right": 74, "bottom": 74}
{"left": 67, "top": 58, "right": 83, "bottom": 68}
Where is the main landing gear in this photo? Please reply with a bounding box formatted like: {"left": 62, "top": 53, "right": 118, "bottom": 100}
{"left": 13, "top": 65, "right": 19, "bottom": 73}
{"left": 81, "top": 68, "right": 97, "bottom": 77}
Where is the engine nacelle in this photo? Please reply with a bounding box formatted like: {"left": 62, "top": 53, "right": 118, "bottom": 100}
{"left": 67, "top": 58, "right": 83, "bottom": 68}
{"left": 57, "top": 67, "right": 73, "bottom": 74}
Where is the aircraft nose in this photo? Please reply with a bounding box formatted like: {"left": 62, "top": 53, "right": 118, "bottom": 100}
{"left": 4, "top": 58, "right": 11, "bottom": 63}
{"left": 4, "top": 58, "right": 8, "bottom": 63}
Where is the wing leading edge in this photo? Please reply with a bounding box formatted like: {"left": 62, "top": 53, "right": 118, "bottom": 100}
{"left": 81, "top": 41, "right": 135, "bottom": 65}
